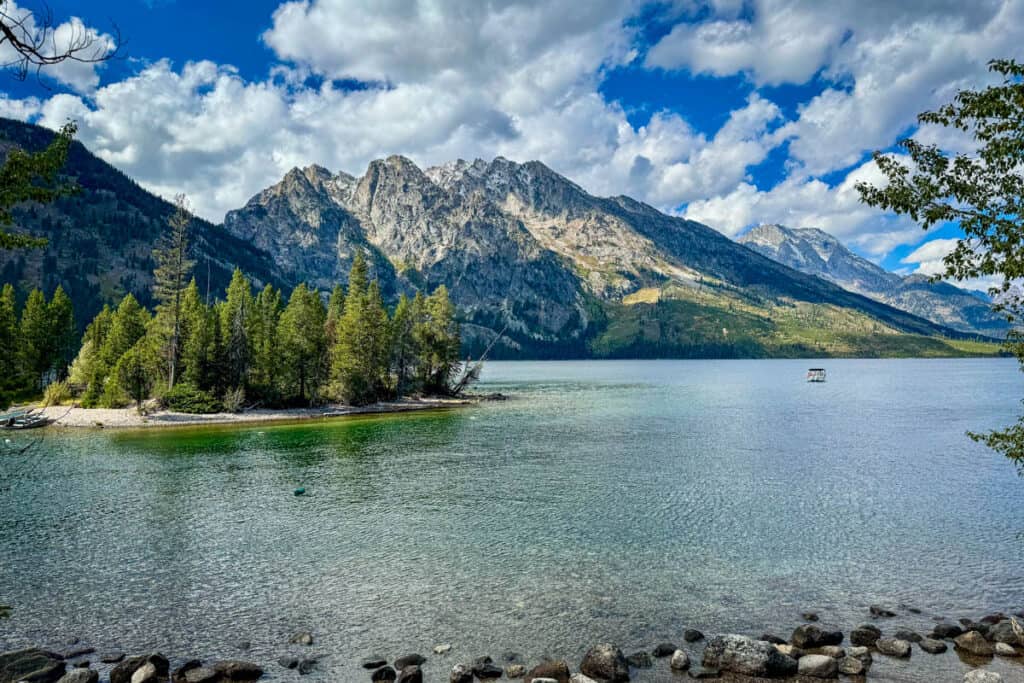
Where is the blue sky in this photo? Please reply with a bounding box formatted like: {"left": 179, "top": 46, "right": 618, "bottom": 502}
{"left": 2, "top": 0, "right": 1023, "bottom": 283}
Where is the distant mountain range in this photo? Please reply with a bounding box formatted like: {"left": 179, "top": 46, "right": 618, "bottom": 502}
{"left": 0, "top": 118, "right": 1003, "bottom": 359}
{"left": 739, "top": 224, "right": 1009, "bottom": 337}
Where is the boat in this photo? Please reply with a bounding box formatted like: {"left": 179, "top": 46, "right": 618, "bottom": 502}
{"left": 806, "top": 368, "right": 826, "bottom": 383}
{"left": 1, "top": 408, "right": 52, "bottom": 430}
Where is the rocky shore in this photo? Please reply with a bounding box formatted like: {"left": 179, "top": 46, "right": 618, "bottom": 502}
{"left": 3, "top": 608, "right": 1022, "bottom": 683}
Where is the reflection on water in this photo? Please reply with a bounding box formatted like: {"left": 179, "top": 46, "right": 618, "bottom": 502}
{"left": 1, "top": 359, "right": 1023, "bottom": 682}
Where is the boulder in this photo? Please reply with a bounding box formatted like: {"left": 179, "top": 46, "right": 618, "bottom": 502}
{"left": 669, "top": 650, "right": 689, "bottom": 671}
{"left": 362, "top": 658, "right": 388, "bottom": 670}
{"left": 173, "top": 659, "right": 202, "bottom": 681}
{"left": 449, "top": 663, "right": 472, "bottom": 683}
{"left": 850, "top": 625, "right": 881, "bottom": 647}
{"left": 211, "top": 660, "right": 263, "bottom": 680}
{"left": 579, "top": 644, "right": 629, "bottom": 682}
{"left": 790, "top": 625, "right": 843, "bottom": 649}
{"left": 847, "top": 646, "right": 871, "bottom": 667}
{"left": 569, "top": 675, "right": 597, "bottom": 683}
{"left": 651, "top": 644, "right": 676, "bottom": 658}
{"left": 956, "top": 631, "right": 996, "bottom": 657}
{"left": 624, "top": 652, "right": 651, "bottom": 669}
{"left": 394, "top": 665, "right": 421, "bottom": 683}
{"left": 875, "top": 638, "right": 912, "bottom": 658}
{"left": 183, "top": 668, "right": 219, "bottom": 683}
{"left": 506, "top": 664, "right": 526, "bottom": 678}
{"left": 56, "top": 671, "right": 98, "bottom": 683}
{"left": 797, "top": 654, "right": 837, "bottom": 678}
{"left": 433, "top": 644, "right": 451, "bottom": 655}
{"left": 701, "top": 634, "right": 797, "bottom": 677}
{"left": 893, "top": 629, "right": 922, "bottom": 643}
{"left": 683, "top": 629, "right": 704, "bottom": 643}
{"left": 932, "top": 623, "right": 964, "bottom": 639}
{"left": 870, "top": 605, "right": 897, "bottom": 618}
{"left": 289, "top": 632, "right": 313, "bottom": 646}
{"left": 759, "top": 634, "right": 786, "bottom": 645}
{"left": 995, "top": 643, "right": 1019, "bottom": 657}
{"left": 919, "top": 638, "right": 948, "bottom": 654}
{"left": 393, "top": 655, "right": 426, "bottom": 669}
{"left": 988, "top": 620, "right": 1023, "bottom": 646}
{"left": 981, "top": 614, "right": 1006, "bottom": 625}
{"left": 372, "top": 667, "right": 397, "bottom": 682}
{"left": 473, "top": 661, "right": 503, "bottom": 679}
{"left": 837, "top": 656, "right": 865, "bottom": 676}
{"left": 774, "top": 644, "right": 802, "bottom": 659}
{"left": 963, "top": 672, "right": 1002, "bottom": 683}
{"left": 131, "top": 663, "right": 158, "bottom": 683}
{"left": 525, "top": 660, "right": 570, "bottom": 683}
{"left": 1, "top": 649, "right": 66, "bottom": 683}
{"left": 111, "top": 655, "right": 168, "bottom": 683}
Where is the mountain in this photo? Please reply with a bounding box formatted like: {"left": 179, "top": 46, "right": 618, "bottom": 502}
{"left": 0, "top": 118, "right": 292, "bottom": 327}
{"left": 0, "top": 118, "right": 1001, "bottom": 359}
{"left": 739, "top": 224, "right": 1009, "bottom": 337}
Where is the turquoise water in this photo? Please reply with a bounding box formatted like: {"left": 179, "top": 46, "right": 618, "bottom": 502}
{"left": 2, "top": 359, "right": 1023, "bottom": 682}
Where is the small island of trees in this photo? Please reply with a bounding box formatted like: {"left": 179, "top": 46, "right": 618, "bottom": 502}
{"left": 0, "top": 198, "right": 462, "bottom": 413}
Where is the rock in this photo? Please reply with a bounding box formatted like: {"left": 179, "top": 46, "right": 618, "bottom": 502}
{"left": 183, "top": 668, "right": 219, "bottom": 683}
{"left": 837, "top": 656, "right": 865, "bottom": 676}
{"left": 569, "top": 676, "right": 597, "bottom": 683}
{"left": 995, "top": 643, "right": 1019, "bottom": 657}
{"left": 850, "top": 625, "right": 882, "bottom": 647}
{"left": 362, "top": 658, "right": 388, "bottom": 670}
{"left": 759, "top": 634, "right": 786, "bottom": 645}
{"left": 956, "top": 631, "right": 996, "bottom": 657}
{"left": 59, "top": 648, "right": 95, "bottom": 661}
{"left": 893, "top": 629, "right": 922, "bottom": 643}
{"left": 277, "top": 658, "right": 299, "bottom": 670}
{"left": 669, "top": 650, "right": 690, "bottom": 671}
{"left": 56, "top": 672, "right": 98, "bottom": 683}
{"left": 393, "top": 654, "right": 426, "bottom": 670}
{"left": 686, "top": 667, "right": 719, "bottom": 679}
{"left": 988, "top": 620, "right": 1023, "bottom": 646}
{"left": 797, "top": 654, "right": 837, "bottom": 678}
{"left": 131, "top": 663, "right": 158, "bottom": 683}
{"left": 473, "top": 659, "right": 503, "bottom": 679}
{"left": 625, "top": 651, "right": 651, "bottom": 668}
{"left": 503, "top": 652, "right": 523, "bottom": 663}
{"left": 111, "top": 655, "right": 168, "bottom": 683}
{"left": 847, "top": 646, "right": 871, "bottom": 665}
{"left": 579, "top": 644, "right": 629, "bottom": 682}
{"left": 963, "top": 672, "right": 1002, "bottom": 683}
{"left": 372, "top": 667, "right": 397, "bottom": 682}
{"left": 532, "top": 680, "right": 558, "bottom": 683}
{"left": 774, "top": 645, "right": 802, "bottom": 659}
{"left": 234, "top": 642, "right": 251, "bottom": 652}
{"left": 524, "top": 660, "right": 570, "bottom": 683}
{"left": 651, "top": 643, "right": 676, "bottom": 658}
{"left": 701, "top": 634, "right": 797, "bottom": 677}
{"left": 683, "top": 629, "right": 704, "bottom": 643}
{"left": 933, "top": 623, "right": 964, "bottom": 639}
{"left": 919, "top": 638, "right": 948, "bottom": 654}
{"left": 981, "top": 614, "right": 1006, "bottom": 625}
{"left": 875, "top": 638, "right": 912, "bottom": 658}
{"left": 790, "top": 624, "right": 843, "bottom": 649}
{"left": 1, "top": 648, "right": 66, "bottom": 683}
{"left": 172, "top": 660, "right": 202, "bottom": 682}
{"left": 297, "top": 659, "right": 316, "bottom": 675}
{"left": 802, "top": 612, "right": 820, "bottom": 622}
{"left": 433, "top": 644, "right": 451, "bottom": 655}
{"left": 100, "top": 652, "right": 126, "bottom": 664}
{"left": 818, "top": 645, "right": 844, "bottom": 659}
{"left": 71, "top": 662, "right": 89, "bottom": 669}
{"left": 289, "top": 632, "right": 313, "bottom": 646}
{"left": 506, "top": 664, "right": 526, "bottom": 678}
{"left": 870, "top": 605, "right": 897, "bottom": 618}
{"left": 449, "top": 664, "right": 472, "bottom": 683}
{"left": 211, "top": 660, "right": 263, "bottom": 680}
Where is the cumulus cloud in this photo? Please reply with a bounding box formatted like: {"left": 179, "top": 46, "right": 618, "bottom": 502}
{"left": 900, "top": 238, "right": 961, "bottom": 276}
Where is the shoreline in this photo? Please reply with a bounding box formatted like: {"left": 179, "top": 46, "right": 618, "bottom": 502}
{"left": 32, "top": 396, "right": 485, "bottom": 430}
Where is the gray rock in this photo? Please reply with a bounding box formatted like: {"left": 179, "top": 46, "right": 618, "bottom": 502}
{"left": 130, "top": 663, "right": 158, "bottom": 683}
{"left": 524, "top": 660, "right": 569, "bottom": 683}
{"left": 211, "top": 660, "right": 263, "bottom": 680}
{"left": 173, "top": 658, "right": 202, "bottom": 681}
{"left": 56, "top": 671, "right": 97, "bottom": 683}
{"left": 625, "top": 651, "right": 651, "bottom": 668}
{"left": 372, "top": 667, "right": 397, "bottom": 682}
{"left": 988, "top": 620, "right": 1023, "bottom": 646}
{"left": 449, "top": 663, "right": 471, "bottom": 683}
{"left": 99, "top": 652, "right": 125, "bottom": 664}
{"left": 701, "top": 634, "right": 797, "bottom": 677}
{"left": 669, "top": 650, "right": 690, "bottom": 671}
{"left": 870, "top": 605, "right": 897, "bottom": 617}
{"left": 506, "top": 664, "right": 526, "bottom": 678}
{"left": 847, "top": 646, "right": 871, "bottom": 666}
{"left": 963, "top": 672, "right": 1002, "bottom": 683}
{"left": 956, "top": 631, "right": 996, "bottom": 657}
{"left": 111, "top": 655, "right": 168, "bottom": 683}
{"left": 850, "top": 625, "right": 882, "bottom": 647}
{"left": 289, "top": 632, "right": 313, "bottom": 646}
{"left": 1, "top": 649, "right": 66, "bottom": 683}
{"left": 580, "top": 644, "right": 629, "bottom": 682}
{"left": 569, "top": 675, "right": 597, "bottom": 683}
{"left": 893, "top": 629, "right": 922, "bottom": 643}
{"left": 875, "top": 638, "right": 912, "bottom": 658}
{"left": 995, "top": 643, "right": 1019, "bottom": 657}
{"left": 683, "top": 629, "right": 704, "bottom": 643}
{"left": 473, "top": 659, "right": 503, "bottom": 679}
{"left": 183, "top": 668, "right": 219, "bottom": 683}
{"left": 651, "top": 643, "right": 676, "bottom": 658}
{"left": 932, "top": 623, "right": 964, "bottom": 639}
{"left": 297, "top": 659, "right": 316, "bottom": 675}
{"left": 759, "top": 634, "right": 787, "bottom": 645}
{"left": 802, "top": 612, "right": 820, "bottom": 622}
{"left": 59, "top": 648, "right": 95, "bottom": 661}
{"left": 837, "top": 656, "right": 865, "bottom": 676}
{"left": 790, "top": 624, "right": 843, "bottom": 649}
{"left": 277, "top": 657, "right": 298, "bottom": 670}
{"left": 393, "top": 655, "right": 426, "bottom": 670}
{"left": 797, "top": 654, "right": 837, "bottom": 678}
{"left": 362, "top": 658, "right": 388, "bottom": 669}
{"left": 433, "top": 644, "right": 451, "bottom": 655}
{"left": 919, "top": 638, "right": 948, "bottom": 654}
{"left": 818, "top": 645, "right": 844, "bottom": 659}
{"left": 774, "top": 644, "right": 802, "bottom": 659}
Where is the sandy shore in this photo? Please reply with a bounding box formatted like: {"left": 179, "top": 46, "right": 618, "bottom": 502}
{"left": 34, "top": 397, "right": 475, "bottom": 429}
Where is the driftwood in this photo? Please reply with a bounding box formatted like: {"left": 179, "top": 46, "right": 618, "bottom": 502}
{"left": 449, "top": 322, "right": 508, "bottom": 396}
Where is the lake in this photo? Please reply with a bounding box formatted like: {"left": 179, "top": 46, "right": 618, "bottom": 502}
{"left": 2, "top": 359, "right": 1023, "bottom": 682}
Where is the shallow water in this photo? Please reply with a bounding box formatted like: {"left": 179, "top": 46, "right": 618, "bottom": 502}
{"left": 2, "top": 359, "right": 1023, "bottom": 682}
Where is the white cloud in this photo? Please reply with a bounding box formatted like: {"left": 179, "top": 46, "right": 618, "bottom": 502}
{"left": 901, "top": 238, "right": 960, "bottom": 275}
{"left": 0, "top": 93, "right": 40, "bottom": 120}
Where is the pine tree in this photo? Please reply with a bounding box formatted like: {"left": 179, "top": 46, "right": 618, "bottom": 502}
{"left": 152, "top": 194, "right": 195, "bottom": 389}
{"left": 278, "top": 284, "right": 326, "bottom": 404}
{"left": 414, "top": 285, "right": 461, "bottom": 394}
{"left": 331, "top": 255, "right": 391, "bottom": 405}
{"left": 99, "top": 294, "right": 151, "bottom": 369}
{"left": 324, "top": 283, "right": 346, "bottom": 347}
{"left": 115, "top": 341, "right": 157, "bottom": 413}
{"left": 0, "top": 284, "right": 18, "bottom": 390}
{"left": 48, "top": 285, "right": 76, "bottom": 379}
{"left": 18, "top": 288, "right": 53, "bottom": 389}
{"left": 390, "top": 294, "right": 417, "bottom": 396}
{"left": 220, "top": 268, "right": 254, "bottom": 390}
{"left": 181, "top": 286, "right": 221, "bottom": 392}
{"left": 71, "top": 305, "right": 114, "bottom": 405}
{"left": 251, "top": 284, "right": 282, "bottom": 401}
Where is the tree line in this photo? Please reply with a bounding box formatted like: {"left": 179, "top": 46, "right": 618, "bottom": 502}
{"left": 1, "top": 198, "right": 461, "bottom": 412}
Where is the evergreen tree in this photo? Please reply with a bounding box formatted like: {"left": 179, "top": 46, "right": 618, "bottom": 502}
{"left": 18, "top": 288, "right": 53, "bottom": 389}
{"left": 48, "top": 285, "right": 76, "bottom": 379}
{"left": 99, "top": 294, "right": 151, "bottom": 369}
{"left": 220, "top": 268, "right": 254, "bottom": 389}
{"left": 0, "top": 284, "right": 18, "bottom": 389}
{"left": 390, "top": 294, "right": 417, "bottom": 396}
{"left": 250, "top": 284, "right": 282, "bottom": 401}
{"left": 325, "top": 283, "right": 346, "bottom": 346}
{"left": 331, "top": 255, "right": 391, "bottom": 405}
{"left": 181, "top": 287, "right": 221, "bottom": 392}
{"left": 71, "top": 305, "right": 114, "bottom": 405}
{"left": 115, "top": 341, "right": 157, "bottom": 413}
{"left": 152, "top": 194, "right": 195, "bottom": 389}
{"left": 413, "top": 285, "right": 461, "bottom": 394}
{"left": 278, "top": 284, "right": 326, "bottom": 404}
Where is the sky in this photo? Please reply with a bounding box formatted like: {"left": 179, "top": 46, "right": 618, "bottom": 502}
{"left": 1, "top": 0, "right": 1022, "bottom": 283}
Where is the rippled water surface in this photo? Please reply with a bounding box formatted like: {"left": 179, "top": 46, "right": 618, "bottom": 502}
{"left": 2, "top": 359, "right": 1024, "bottom": 682}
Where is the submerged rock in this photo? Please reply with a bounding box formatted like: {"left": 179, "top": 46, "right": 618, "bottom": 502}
{"left": 652, "top": 643, "right": 676, "bottom": 658}
{"left": 394, "top": 665, "right": 421, "bottom": 683}
{"left": 701, "top": 634, "right": 797, "bottom": 677}
{"left": 801, "top": 612, "right": 820, "bottom": 622}
{"left": 372, "top": 666, "right": 397, "bottom": 682}
{"left": 956, "top": 631, "right": 996, "bottom": 657}
{"left": 837, "top": 656, "right": 865, "bottom": 676}
{"left": 995, "top": 643, "right": 1019, "bottom": 657}
{"left": 580, "top": 644, "right": 629, "bottom": 682}
{"left": 870, "top": 605, "right": 897, "bottom": 618}
{"left": 797, "top": 654, "right": 837, "bottom": 678}
{"left": 183, "top": 668, "right": 219, "bottom": 683}
{"left": 875, "top": 638, "right": 912, "bottom": 658}
{"left": 919, "top": 638, "right": 948, "bottom": 654}
{"left": 449, "top": 663, "right": 472, "bottom": 683}
{"left": 963, "top": 672, "right": 1002, "bottom": 683}
{"left": 211, "top": 660, "right": 263, "bottom": 680}
{"left": 393, "top": 655, "right": 426, "bottom": 670}
{"left": 933, "top": 623, "right": 964, "bottom": 639}
{"left": 790, "top": 625, "right": 843, "bottom": 649}
{"left": 289, "top": 632, "right": 313, "bottom": 646}
{"left": 100, "top": 652, "right": 126, "bottom": 664}
{"left": 56, "top": 672, "right": 97, "bottom": 683}
{"left": 669, "top": 650, "right": 690, "bottom": 671}
{"left": 686, "top": 666, "right": 719, "bottom": 679}
{"left": 850, "top": 625, "right": 882, "bottom": 647}
{"left": 624, "top": 651, "right": 651, "bottom": 668}
{"left": 362, "top": 658, "right": 388, "bottom": 670}
{"left": 2, "top": 649, "right": 66, "bottom": 683}
{"left": 277, "top": 658, "right": 299, "bottom": 670}
{"left": 893, "top": 629, "right": 922, "bottom": 643}
{"left": 988, "top": 620, "right": 1023, "bottom": 646}
{"left": 683, "top": 629, "right": 704, "bottom": 643}
{"left": 524, "top": 659, "right": 570, "bottom": 683}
